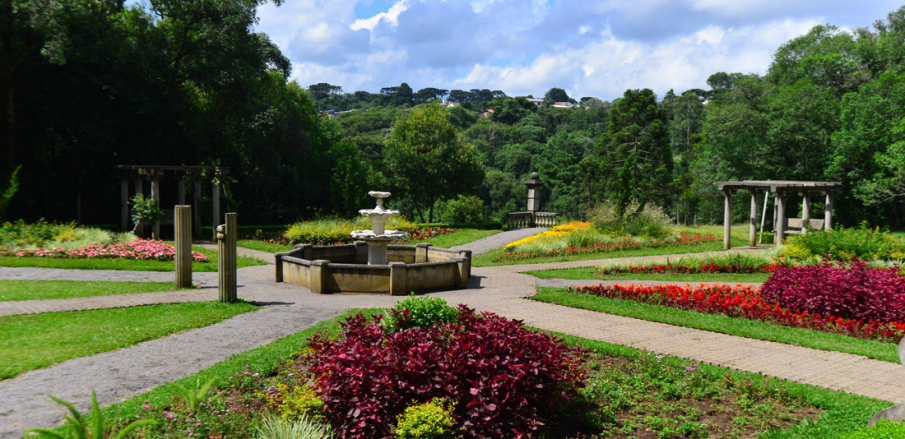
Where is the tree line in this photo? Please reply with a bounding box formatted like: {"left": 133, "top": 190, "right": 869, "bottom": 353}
{"left": 3, "top": 1, "right": 905, "bottom": 229}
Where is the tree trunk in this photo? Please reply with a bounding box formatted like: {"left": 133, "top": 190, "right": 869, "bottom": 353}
{"left": 428, "top": 201, "right": 435, "bottom": 224}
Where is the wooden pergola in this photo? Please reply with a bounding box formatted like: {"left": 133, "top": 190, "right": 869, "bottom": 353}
{"left": 115, "top": 165, "right": 229, "bottom": 240}
{"left": 714, "top": 180, "right": 841, "bottom": 249}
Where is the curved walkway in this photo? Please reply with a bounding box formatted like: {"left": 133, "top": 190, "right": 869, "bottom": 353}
{"left": 0, "top": 233, "right": 900, "bottom": 437}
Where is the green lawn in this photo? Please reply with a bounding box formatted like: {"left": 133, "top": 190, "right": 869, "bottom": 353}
{"left": 0, "top": 301, "right": 258, "bottom": 379}
{"left": 533, "top": 287, "right": 899, "bottom": 363}
{"left": 0, "top": 245, "right": 267, "bottom": 271}
{"left": 0, "top": 280, "right": 186, "bottom": 301}
{"left": 526, "top": 266, "right": 771, "bottom": 283}
{"left": 237, "top": 239, "right": 292, "bottom": 253}
{"left": 409, "top": 228, "right": 500, "bottom": 248}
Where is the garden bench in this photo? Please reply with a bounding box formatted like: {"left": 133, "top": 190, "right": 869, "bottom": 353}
{"left": 784, "top": 218, "right": 825, "bottom": 235}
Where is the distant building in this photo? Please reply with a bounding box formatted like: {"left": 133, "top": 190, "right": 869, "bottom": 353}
{"left": 526, "top": 98, "right": 544, "bottom": 108}
{"left": 479, "top": 109, "right": 495, "bottom": 118}
{"left": 444, "top": 101, "right": 461, "bottom": 108}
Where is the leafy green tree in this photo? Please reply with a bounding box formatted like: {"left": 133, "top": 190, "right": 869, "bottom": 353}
{"left": 383, "top": 102, "right": 484, "bottom": 222}
{"left": 543, "top": 87, "right": 573, "bottom": 104}
{"left": 597, "top": 89, "right": 672, "bottom": 216}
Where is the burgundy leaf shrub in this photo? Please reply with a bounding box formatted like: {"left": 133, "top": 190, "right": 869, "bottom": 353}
{"left": 304, "top": 306, "right": 586, "bottom": 439}
{"left": 761, "top": 260, "right": 905, "bottom": 323}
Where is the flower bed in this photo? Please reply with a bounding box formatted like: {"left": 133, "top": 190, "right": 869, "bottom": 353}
{"left": 595, "top": 261, "right": 781, "bottom": 275}
{"left": 498, "top": 231, "right": 720, "bottom": 262}
{"left": 567, "top": 282, "right": 905, "bottom": 342}
{"left": 0, "top": 238, "right": 208, "bottom": 262}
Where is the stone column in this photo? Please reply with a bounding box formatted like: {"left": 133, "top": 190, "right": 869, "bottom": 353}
{"left": 775, "top": 193, "right": 786, "bottom": 245}
{"left": 120, "top": 178, "right": 129, "bottom": 232}
{"left": 389, "top": 262, "right": 407, "bottom": 295}
{"left": 217, "top": 212, "right": 237, "bottom": 302}
{"left": 524, "top": 172, "right": 545, "bottom": 227}
{"left": 212, "top": 182, "right": 220, "bottom": 242}
{"left": 801, "top": 192, "right": 811, "bottom": 235}
{"left": 174, "top": 205, "right": 192, "bottom": 288}
{"left": 150, "top": 175, "right": 161, "bottom": 239}
{"left": 825, "top": 192, "right": 833, "bottom": 231}
{"left": 722, "top": 190, "right": 732, "bottom": 250}
{"left": 749, "top": 191, "right": 759, "bottom": 247}
{"left": 193, "top": 180, "right": 202, "bottom": 240}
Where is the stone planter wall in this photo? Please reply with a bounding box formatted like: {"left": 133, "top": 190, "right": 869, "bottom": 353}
{"left": 275, "top": 242, "right": 471, "bottom": 295}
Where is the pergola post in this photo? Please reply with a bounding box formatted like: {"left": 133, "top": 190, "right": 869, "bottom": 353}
{"left": 150, "top": 175, "right": 161, "bottom": 239}
{"left": 134, "top": 177, "right": 144, "bottom": 236}
{"left": 775, "top": 192, "right": 786, "bottom": 245}
{"left": 120, "top": 178, "right": 129, "bottom": 232}
{"left": 212, "top": 182, "right": 220, "bottom": 241}
{"left": 801, "top": 192, "right": 810, "bottom": 235}
{"left": 193, "top": 180, "right": 202, "bottom": 240}
{"left": 177, "top": 180, "right": 186, "bottom": 205}
{"left": 825, "top": 192, "right": 833, "bottom": 230}
{"left": 722, "top": 190, "right": 733, "bottom": 250}
{"left": 749, "top": 191, "right": 759, "bottom": 247}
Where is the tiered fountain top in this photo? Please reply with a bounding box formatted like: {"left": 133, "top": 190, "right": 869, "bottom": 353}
{"left": 351, "top": 191, "right": 408, "bottom": 240}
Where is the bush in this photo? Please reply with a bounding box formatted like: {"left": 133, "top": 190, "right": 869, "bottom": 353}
{"left": 394, "top": 398, "right": 462, "bottom": 439}
{"left": 842, "top": 420, "right": 905, "bottom": 439}
{"left": 440, "top": 195, "right": 485, "bottom": 224}
{"left": 263, "top": 383, "right": 327, "bottom": 423}
{"left": 761, "top": 260, "right": 905, "bottom": 323}
{"left": 284, "top": 217, "right": 417, "bottom": 245}
{"left": 305, "top": 307, "right": 586, "bottom": 439}
{"left": 782, "top": 224, "right": 905, "bottom": 261}
{"left": 588, "top": 201, "right": 672, "bottom": 239}
{"left": 0, "top": 219, "right": 136, "bottom": 253}
{"left": 384, "top": 294, "right": 460, "bottom": 331}
{"left": 255, "top": 414, "right": 334, "bottom": 439}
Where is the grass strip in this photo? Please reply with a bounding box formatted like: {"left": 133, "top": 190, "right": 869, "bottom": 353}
{"left": 79, "top": 309, "right": 383, "bottom": 426}
{"left": 407, "top": 228, "right": 500, "bottom": 248}
{"left": 237, "top": 239, "right": 292, "bottom": 253}
{"left": 526, "top": 266, "right": 770, "bottom": 283}
{"left": 0, "top": 301, "right": 258, "bottom": 379}
{"left": 0, "top": 245, "right": 266, "bottom": 272}
{"left": 473, "top": 239, "right": 750, "bottom": 267}
{"left": 46, "top": 309, "right": 889, "bottom": 439}
{"left": 546, "top": 330, "right": 891, "bottom": 439}
{"left": 533, "top": 287, "right": 898, "bottom": 363}
{"left": 0, "top": 280, "right": 186, "bottom": 302}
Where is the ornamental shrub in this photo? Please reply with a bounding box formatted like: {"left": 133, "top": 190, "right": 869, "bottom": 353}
{"left": 761, "top": 260, "right": 905, "bottom": 323}
{"left": 263, "top": 383, "right": 327, "bottom": 423}
{"left": 304, "top": 306, "right": 586, "bottom": 439}
{"left": 384, "top": 293, "right": 460, "bottom": 331}
{"left": 782, "top": 223, "right": 905, "bottom": 261}
{"left": 842, "top": 420, "right": 905, "bottom": 439}
{"left": 394, "top": 398, "right": 462, "bottom": 439}
{"left": 588, "top": 200, "right": 672, "bottom": 239}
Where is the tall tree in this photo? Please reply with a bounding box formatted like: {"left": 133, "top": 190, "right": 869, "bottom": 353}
{"left": 383, "top": 102, "right": 484, "bottom": 222}
{"left": 597, "top": 89, "right": 672, "bottom": 216}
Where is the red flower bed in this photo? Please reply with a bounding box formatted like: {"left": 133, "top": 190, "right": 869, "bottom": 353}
{"left": 596, "top": 262, "right": 781, "bottom": 275}
{"left": 498, "top": 232, "right": 719, "bottom": 261}
{"left": 0, "top": 238, "right": 208, "bottom": 262}
{"left": 304, "top": 306, "right": 586, "bottom": 439}
{"left": 568, "top": 282, "right": 905, "bottom": 342}
{"left": 761, "top": 260, "right": 905, "bottom": 323}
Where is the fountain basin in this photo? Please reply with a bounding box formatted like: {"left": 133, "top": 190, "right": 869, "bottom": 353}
{"left": 275, "top": 242, "right": 471, "bottom": 295}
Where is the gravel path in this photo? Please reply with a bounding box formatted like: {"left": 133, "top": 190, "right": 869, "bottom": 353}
{"left": 2, "top": 240, "right": 903, "bottom": 437}
{"left": 446, "top": 227, "right": 546, "bottom": 254}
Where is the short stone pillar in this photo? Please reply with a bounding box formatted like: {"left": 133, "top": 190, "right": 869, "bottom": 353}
{"left": 524, "top": 172, "right": 545, "bottom": 213}
{"left": 309, "top": 260, "right": 329, "bottom": 294}
{"left": 389, "top": 262, "right": 407, "bottom": 296}
{"left": 415, "top": 243, "right": 431, "bottom": 263}
{"left": 217, "top": 212, "right": 237, "bottom": 303}
{"left": 458, "top": 250, "right": 472, "bottom": 284}
{"left": 174, "top": 205, "right": 193, "bottom": 288}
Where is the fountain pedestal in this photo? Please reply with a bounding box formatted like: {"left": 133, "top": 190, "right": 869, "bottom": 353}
{"left": 353, "top": 191, "right": 407, "bottom": 265}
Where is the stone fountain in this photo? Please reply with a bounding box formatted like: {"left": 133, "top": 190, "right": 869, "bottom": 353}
{"left": 274, "top": 191, "right": 472, "bottom": 295}
{"left": 351, "top": 191, "right": 408, "bottom": 265}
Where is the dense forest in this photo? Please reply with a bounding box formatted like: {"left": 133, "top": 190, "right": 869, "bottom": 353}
{"left": 3, "top": 1, "right": 905, "bottom": 229}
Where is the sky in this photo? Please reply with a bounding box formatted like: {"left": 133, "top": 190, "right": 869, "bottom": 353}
{"left": 250, "top": 0, "right": 904, "bottom": 101}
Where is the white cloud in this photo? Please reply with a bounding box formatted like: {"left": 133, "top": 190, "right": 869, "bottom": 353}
{"left": 350, "top": 0, "right": 410, "bottom": 31}
{"left": 253, "top": 0, "right": 900, "bottom": 100}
